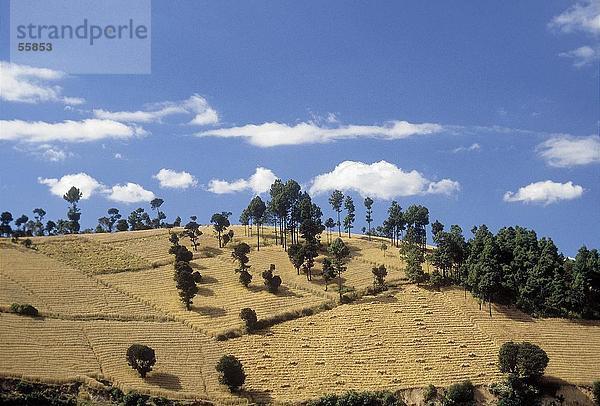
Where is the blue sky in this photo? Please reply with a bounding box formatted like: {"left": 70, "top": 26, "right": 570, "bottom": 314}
{"left": 0, "top": 0, "right": 598, "bottom": 256}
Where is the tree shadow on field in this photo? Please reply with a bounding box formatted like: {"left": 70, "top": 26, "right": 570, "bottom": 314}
{"left": 197, "top": 286, "right": 215, "bottom": 297}
{"left": 190, "top": 262, "right": 207, "bottom": 270}
{"left": 493, "top": 305, "right": 536, "bottom": 323}
{"left": 199, "top": 246, "right": 223, "bottom": 258}
{"left": 275, "top": 285, "right": 302, "bottom": 298}
{"left": 199, "top": 275, "right": 219, "bottom": 284}
{"left": 242, "top": 388, "right": 274, "bottom": 405}
{"left": 146, "top": 372, "right": 182, "bottom": 390}
{"left": 194, "top": 305, "right": 227, "bottom": 317}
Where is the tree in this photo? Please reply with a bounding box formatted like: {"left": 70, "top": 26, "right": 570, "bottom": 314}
{"left": 211, "top": 212, "right": 231, "bottom": 248}
{"left": 63, "top": 186, "right": 83, "bottom": 234}
{"left": 239, "top": 307, "right": 258, "bottom": 331}
{"left": 385, "top": 201, "right": 405, "bottom": 247}
{"left": 183, "top": 216, "right": 202, "bottom": 251}
{"left": 322, "top": 258, "right": 336, "bottom": 291}
{"left": 32, "top": 208, "right": 46, "bottom": 236}
{"left": 498, "top": 342, "right": 549, "bottom": 381}
{"left": 128, "top": 208, "right": 151, "bottom": 231}
{"left": 287, "top": 243, "right": 305, "bottom": 275}
{"left": 364, "top": 197, "right": 374, "bottom": 240}
{"left": 170, "top": 234, "right": 199, "bottom": 310}
{"left": 372, "top": 264, "right": 388, "bottom": 291}
{"left": 343, "top": 195, "right": 355, "bottom": 238}
{"left": 150, "top": 198, "right": 165, "bottom": 228}
{"left": 444, "top": 380, "right": 474, "bottom": 405}
{"left": 107, "top": 208, "right": 121, "bottom": 232}
{"left": 15, "top": 214, "right": 29, "bottom": 235}
{"left": 45, "top": 220, "right": 57, "bottom": 236}
{"left": 248, "top": 196, "right": 267, "bottom": 251}
{"left": 232, "top": 242, "right": 252, "bottom": 287}
{"left": 381, "top": 243, "right": 388, "bottom": 257}
{"left": 328, "top": 190, "right": 344, "bottom": 237}
{"left": 262, "top": 264, "right": 282, "bottom": 293}
{"left": 239, "top": 209, "right": 250, "bottom": 236}
{"left": 328, "top": 238, "right": 350, "bottom": 301}
{"left": 324, "top": 218, "right": 335, "bottom": 244}
{"left": 96, "top": 216, "right": 111, "bottom": 233}
{"left": 592, "top": 381, "right": 600, "bottom": 406}
{"left": 404, "top": 244, "right": 427, "bottom": 284}
{"left": 570, "top": 246, "right": 600, "bottom": 319}
{"left": 216, "top": 355, "right": 246, "bottom": 392}
{"left": 126, "top": 344, "right": 156, "bottom": 378}
{"left": 116, "top": 219, "right": 129, "bottom": 232}
{"left": 0, "top": 211, "right": 13, "bottom": 237}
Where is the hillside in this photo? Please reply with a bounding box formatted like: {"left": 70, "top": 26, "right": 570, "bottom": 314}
{"left": 0, "top": 228, "right": 598, "bottom": 404}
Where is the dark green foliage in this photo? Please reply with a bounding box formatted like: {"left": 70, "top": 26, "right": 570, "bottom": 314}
{"left": 328, "top": 190, "right": 344, "bottom": 237}
{"left": 116, "top": 219, "right": 129, "bottom": 232}
{"left": 240, "top": 307, "right": 258, "bottom": 331}
{"left": 498, "top": 342, "right": 548, "bottom": 381}
{"left": 424, "top": 384, "right": 438, "bottom": 402}
{"left": 232, "top": 242, "right": 252, "bottom": 287}
{"left": 248, "top": 195, "right": 267, "bottom": 250}
{"left": 288, "top": 243, "right": 305, "bottom": 275}
{"left": 169, "top": 245, "right": 193, "bottom": 262}
{"left": 211, "top": 211, "right": 231, "bottom": 248}
{"left": 123, "top": 391, "right": 150, "bottom": 406}
{"left": 21, "top": 238, "right": 33, "bottom": 249}
{"left": 309, "top": 390, "right": 407, "bottom": 406}
{"left": 343, "top": 195, "right": 355, "bottom": 238}
{"left": 322, "top": 258, "right": 336, "bottom": 291}
{"left": 169, "top": 235, "right": 199, "bottom": 310}
{"left": 262, "top": 264, "right": 282, "bottom": 293}
{"left": 216, "top": 355, "right": 246, "bottom": 391}
{"left": 126, "top": 344, "right": 156, "bottom": 378}
{"left": 443, "top": 380, "right": 474, "bottom": 405}
{"left": 10, "top": 303, "right": 38, "bottom": 317}
{"left": 490, "top": 375, "right": 541, "bottom": 406}
{"left": 592, "top": 381, "right": 600, "bottom": 406}
{"left": 364, "top": 197, "right": 374, "bottom": 240}
{"left": 372, "top": 264, "right": 388, "bottom": 291}
{"left": 183, "top": 217, "right": 202, "bottom": 251}
{"left": 63, "top": 186, "right": 82, "bottom": 234}
{"left": 328, "top": 238, "right": 350, "bottom": 301}
{"left": 404, "top": 243, "right": 427, "bottom": 284}
{"left": 0, "top": 211, "right": 13, "bottom": 237}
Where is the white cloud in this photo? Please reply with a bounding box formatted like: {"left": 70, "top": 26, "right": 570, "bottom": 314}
{"left": 559, "top": 45, "right": 600, "bottom": 67}
{"left": 504, "top": 180, "right": 584, "bottom": 205}
{"left": 308, "top": 161, "right": 460, "bottom": 200}
{"left": 38, "top": 173, "right": 105, "bottom": 199}
{"left": 537, "top": 135, "right": 600, "bottom": 167}
{"left": 207, "top": 167, "right": 278, "bottom": 195}
{"left": 0, "top": 119, "right": 146, "bottom": 143}
{"left": 452, "top": 143, "right": 481, "bottom": 153}
{"left": 0, "top": 61, "right": 84, "bottom": 104}
{"left": 550, "top": 1, "right": 600, "bottom": 35}
{"left": 196, "top": 120, "right": 443, "bottom": 147}
{"left": 93, "top": 94, "right": 219, "bottom": 125}
{"left": 107, "top": 183, "right": 155, "bottom": 203}
{"left": 114, "top": 153, "right": 123, "bottom": 159}
{"left": 154, "top": 168, "right": 198, "bottom": 189}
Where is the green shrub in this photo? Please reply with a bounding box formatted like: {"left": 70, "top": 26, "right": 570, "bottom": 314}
{"left": 309, "top": 390, "right": 406, "bottom": 406}
{"left": 240, "top": 307, "right": 258, "bottom": 331}
{"left": 444, "top": 380, "right": 474, "bottom": 405}
{"left": 126, "top": 344, "right": 156, "bottom": 378}
{"left": 593, "top": 381, "right": 600, "bottom": 406}
{"left": 216, "top": 355, "right": 246, "bottom": 392}
{"left": 123, "top": 391, "right": 149, "bottom": 406}
{"left": 424, "top": 384, "right": 438, "bottom": 402}
{"left": 10, "top": 303, "right": 39, "bottom": 317}
{"left": 498, "top": 341, "right": 549, "bottom": 381}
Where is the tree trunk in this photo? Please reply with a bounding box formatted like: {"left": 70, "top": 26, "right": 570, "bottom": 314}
{"left": 337, "top": 211, "right": 341, "bottom": 237}
{"left": 256, "top": 223, "right": 260, "bottom": 251}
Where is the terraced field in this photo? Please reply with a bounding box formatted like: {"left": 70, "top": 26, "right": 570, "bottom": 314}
{"left": 1, "top": 230, "right": 599, "bottom": 405}
{"left": 223, "top": 285, "right": 505, "bottom": 403}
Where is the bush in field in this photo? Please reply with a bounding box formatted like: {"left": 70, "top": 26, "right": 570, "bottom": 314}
{"left": 126, "top": 344, "right": 156, "bottom": 378}
{"left": 232, "top": 243, "right": 252, "bottom": 287}
{"left": 498, "top": 342, "right": 549, "bottom": 381}
{"left": 593, "top": 381, "right": 600, "bottom": 406}
{"left": 309, "top": 390, "right": 406, "bottom": 406}
{"left": 262, "top": 264, "right": 282, "bottom": 293}
{"left": 21, "top": 238, "right": 33, "bottom": 249}
{"left": 424, "top": 384, "right": 438, "bottom": 402}
{"left": 443, "top": 380, "right": 474, "bottom": 405}
{"left": 216, "top": 355, "right": 246, "bottom": 392}
{"left": 372, "top": 264, "right": 388, "bottom": 291}
{"left": 10, "top": 303, "right": 38, "bottom": 317}
{"left": 240, "top": 307, "right": 258, "bottom": 331}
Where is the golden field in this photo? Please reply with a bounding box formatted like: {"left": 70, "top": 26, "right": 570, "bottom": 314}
{"left": 1, "top": 228, "right": 599, "bottom": 404}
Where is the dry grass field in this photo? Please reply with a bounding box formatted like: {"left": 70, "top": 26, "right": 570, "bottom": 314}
{"left": 1, "top": 229, "right": 599, "bottom": 404}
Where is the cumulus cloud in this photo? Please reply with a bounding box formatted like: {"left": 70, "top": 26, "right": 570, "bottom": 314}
{"left": 196, "top": 120, "right": 443, "bottom": 147}
{"left": 559, "top": 45, "right": 600, "bottom": 67}
{"left": 154, "top": 168, "right": 197, "bottom": 189}
{"left": 308, "top": 161, "right": 460, "bottom": 200}
{"left": 93, "top": 94, "right": 219, "bottom": 125}
{"left": 549, "top": 1, "right": 600, "bottom": 35}
{"left": 0, "top": 61, "right": 84, "bottom": 104}
{"left": 537, "top": 135, "right": 600, "bottom": 167}
{"left": 38, "top": 173, "right": 105, "bottom": 199}
{"left": 38, "top": 173, "right": 155, "bottom": 203}
{"left": 207, "top": 167, "right": 278, "bottom": 195}
{"left": 0, "top": 119, "right": 146, "bottom": 143}
{"left": 107, "top": 183, "right": 155, "bottom": 203}
{"left": 504, "top": 180, "right": 584, "bottom": 205}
